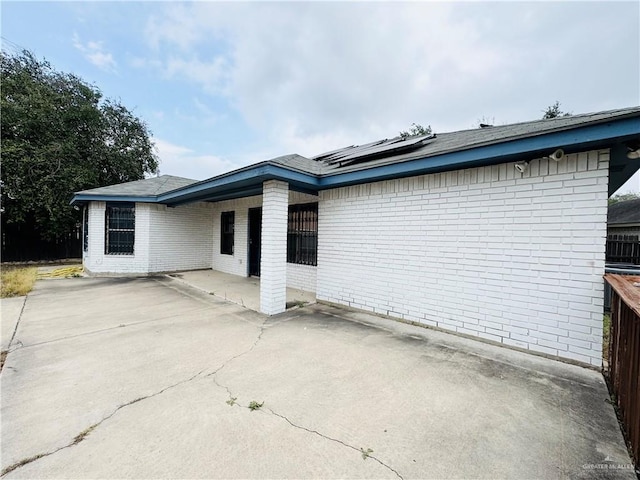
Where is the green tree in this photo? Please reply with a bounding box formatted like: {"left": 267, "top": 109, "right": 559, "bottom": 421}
{"left": 608, "top": 193, "right": 640, "bottom": 205}
{"left": 542, "top": 101, "right": 571, "bottom": 119}
{"left": 399, "top": 123, "right": 432, "bottom": 139}
{"left": 1, "top": 50, "right": 158, "bottom": 242}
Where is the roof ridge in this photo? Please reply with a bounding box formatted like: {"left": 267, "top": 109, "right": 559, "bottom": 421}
{"left": 153, "top": 175, "right": 171, "bottom": 195}
{"left": 437, "top": 106, "right": 640, "bottom": 136}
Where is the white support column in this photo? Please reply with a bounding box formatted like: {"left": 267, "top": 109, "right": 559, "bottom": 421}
{"left": 260, "top": 180, "right": 289, "bottom": 315}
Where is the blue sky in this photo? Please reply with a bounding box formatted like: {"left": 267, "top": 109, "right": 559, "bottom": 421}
{"left": 2, "top": 1, "right": 639, "bottom": 193}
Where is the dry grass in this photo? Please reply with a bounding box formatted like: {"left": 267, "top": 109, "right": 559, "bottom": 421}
{"left": 1, "top": 266, "right": 37, "bottom": 298}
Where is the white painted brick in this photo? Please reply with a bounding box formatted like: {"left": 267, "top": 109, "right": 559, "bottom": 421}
{"left": 287, "top": 264, "right": 317, "bottom": 292}
{"left": 502, "top": 337, "right": 530, "bottom": 349}
{"left": 260, "top": 180, "right": 289, "bottom": 315}
{"left": 85, "top": 201, "right": 150, "bottom": 274}
{"left": 316, "top": 150, "right": 608, "bottom": 365}
{"left": 148, "top": 203, "right": 214, "bottom": 272}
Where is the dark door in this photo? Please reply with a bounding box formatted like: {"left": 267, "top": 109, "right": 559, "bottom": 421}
{"left": 248, "top": 207, "right": 262, "bottom": 276}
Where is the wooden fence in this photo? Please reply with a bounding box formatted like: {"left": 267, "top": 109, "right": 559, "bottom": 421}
{"left": 1, "top": 220, "right": 82, "bottom": 262}
{"left": 605, "top": 274, "right": 640, "bottom": 469}
{"left": 607, "top": 235, "right": 640, "bottom": 265}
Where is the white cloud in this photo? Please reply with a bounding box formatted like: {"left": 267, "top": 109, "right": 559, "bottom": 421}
{"left": 163, "top": 55, "right": 230, "bottom": 96}
{"left": 73, "top": 33, "right": 117, "bottom": 72}
{"left": 143, "top": 2, "right": 640, "bottom": 157}
{"left": 153, "top": 138, "right": 244, "bottom": 181}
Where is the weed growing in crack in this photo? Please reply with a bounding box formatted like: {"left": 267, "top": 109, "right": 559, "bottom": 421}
{"left": 73, "top": 424, "right": 97, "bottom": 445}
{"left": 1, "top": 350, "right": 7, "bottom": 372}
{"left": 361, "top": 447, "right": 373, "bottom": 460}
{"left": 1, "top": 453, "right": 46, "bottom": 476}
{"left": 226, "top": 397, "right": 237, "bottom": 406}
{"left": 248, "top": 401, "right": 264, "bottom": 411}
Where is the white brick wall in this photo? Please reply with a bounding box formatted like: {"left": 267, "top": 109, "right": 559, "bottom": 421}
{"left": 148, "top": 203, "right": 215, "bottom": 272}
{"left": 84, "top": 201, "right": 151, "bottom": 274}
{"left": 287, "top": 264, "right": 317, "bottom": 292}
{"left": 84, "top": 201, "right": 214, "bottom": 274}
{"left": 317, "top": 150, "right": 610, "bottom": 366}
{"left": 260, "top": 180, "right": 289, "bottom": 315}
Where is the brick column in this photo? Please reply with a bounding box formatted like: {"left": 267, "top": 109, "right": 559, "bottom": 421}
{"left": 260, "top": 180, "right": 289, "bottom": 315}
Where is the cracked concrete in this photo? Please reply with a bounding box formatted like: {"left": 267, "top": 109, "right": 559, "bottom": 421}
{"left": 205, "top": 324, "right": 404, "bottom": 479}
{"left": 1, "top": 276, "right": 635, "bottom": 479}
{"left": 1, "top": 296, "right": 27, "bottom": 353}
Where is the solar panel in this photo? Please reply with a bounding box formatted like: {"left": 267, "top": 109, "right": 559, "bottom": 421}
{"left": 313, "top": 145, "right": 357, "bottom": 162}
{"left": 316, "top": 134, "right": 436, "bottom": 167}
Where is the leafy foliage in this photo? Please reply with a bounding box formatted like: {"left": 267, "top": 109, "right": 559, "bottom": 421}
{"left": 608, "top": 193, "right": 640, "bottom": 205}
{"left": 1, "top": 50, "right": 158, "bottom": 240}
{"left": 399, "top": 123, "right": 432, "bottom": 139}
{"left": 542, "top": 101, "right": 571, "bottom": 120}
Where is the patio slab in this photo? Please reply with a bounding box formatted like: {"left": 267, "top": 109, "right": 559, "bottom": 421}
{"left": 169, "top": 269, "right": 315, "bottom": 312}
{"left": 0, "top": 276, "right": 635, "bottom": 479}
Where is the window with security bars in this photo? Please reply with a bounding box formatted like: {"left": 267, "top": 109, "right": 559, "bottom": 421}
{"left": 221, "top": 211, "right": 235, "bottom": 255}
{"left": 287, "top": 203, "right": 318, "bottom": 266}
{"left": 105, "top": 203, "right": 135, "bottom": 254}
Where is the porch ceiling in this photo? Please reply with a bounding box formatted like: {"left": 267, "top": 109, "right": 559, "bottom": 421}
{"left": 609, "top": 143, "right": 640, "bottom": 196}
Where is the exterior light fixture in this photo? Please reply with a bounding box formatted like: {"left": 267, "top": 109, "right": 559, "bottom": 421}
{"left": 515, "top": 161, "right": 529, "bottom": 173}
{"left": 548, "top": 149, "right": 564, "bottom": 162}
{"left": 627, "top": 148, "right": 640, "bottom": 160}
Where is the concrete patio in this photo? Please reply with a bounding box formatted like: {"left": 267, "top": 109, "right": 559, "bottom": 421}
{"left": 0, "top": 275, "right": 635, "bottom": 479}
{"left": 167, "top": 269, "right": 316, "bottom": 312}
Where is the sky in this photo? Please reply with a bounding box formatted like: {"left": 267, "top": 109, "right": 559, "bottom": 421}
{"left": 2, "top": 1, "right": 639, "bottom": 193}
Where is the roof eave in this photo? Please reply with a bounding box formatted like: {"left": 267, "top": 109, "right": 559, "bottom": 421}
{"left": 608, "top": 222, "right": 640, "bottom": 228}
{"left": 70, "top": 194, "right": 158, "bottom": 206}
{"left": 157, "top": 163, "right": 320, "bottom": 206}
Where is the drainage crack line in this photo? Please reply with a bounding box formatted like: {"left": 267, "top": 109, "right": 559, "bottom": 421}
{"left": 205, "top": 320, "right": 266, "bottom": 379}
{"left": 7, "top": 295, "right": 28, "bottom": 352}
{"left": 210, "top": 378, "right": 403, "bottom": 480}
{"left": 267, "top": 408, "right": 404, "bottom": 480}
{"left": 205, "top": 320, "right": 402, "bottom": 479}
{"left": 1, "top": 369, "right": 206, "bottom": 477}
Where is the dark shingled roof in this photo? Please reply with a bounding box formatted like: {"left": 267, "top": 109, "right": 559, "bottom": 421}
{"left": 314, "top": 106, "right": 640, "bottom": 174}
{"left": 267, "top": 154, "right": 323, "bottom": 175}
{"left": 76, "top": 175, "right": 197, "bottom": 197}
{"left": 608, "top": 198, "right": 640, "bottom": 225}
{"left": 73, "top": 106, "right": 639, "bottom": 205}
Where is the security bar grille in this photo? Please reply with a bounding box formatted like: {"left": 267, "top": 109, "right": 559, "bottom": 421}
{"left": 105, "top": 203, "right": 135, "bottom": 255}
{"left": 287, "top": 203, "right": 318, "bottom": 266}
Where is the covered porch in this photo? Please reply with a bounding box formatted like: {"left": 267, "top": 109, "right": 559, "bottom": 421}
{"left": 158, "top": 163, "right": 322, "bottom": 316}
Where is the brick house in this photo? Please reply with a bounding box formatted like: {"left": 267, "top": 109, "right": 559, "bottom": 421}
{"left": 72, "top": 107, "right": 640, "bottom": 367}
